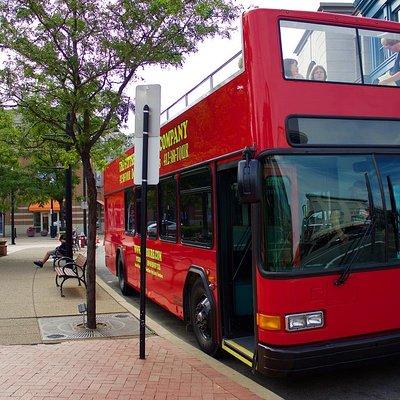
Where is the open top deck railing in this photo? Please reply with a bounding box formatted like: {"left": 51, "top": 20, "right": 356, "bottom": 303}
{"left": 160, "top": 51, "right": 243, "bottom": 125}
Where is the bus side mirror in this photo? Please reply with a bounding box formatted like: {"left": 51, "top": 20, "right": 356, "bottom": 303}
{"left": 238, "top": 159, "right": 262, "bottom": 203}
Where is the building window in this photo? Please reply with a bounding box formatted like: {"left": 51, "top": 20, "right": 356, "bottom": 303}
{"left": 33, "top": 213, "right": 41, "bottom": 233}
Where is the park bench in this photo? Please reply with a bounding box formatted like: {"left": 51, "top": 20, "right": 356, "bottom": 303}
{"left": 51, "top": 251, "right": 70, "bottom": 269}
{"left": 54, "top": 254, "right": 87, "bottom": 297}
{"left": 51, "top": 239, "right": 81, "bottom": 269}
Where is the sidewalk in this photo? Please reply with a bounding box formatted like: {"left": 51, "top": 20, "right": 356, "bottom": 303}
{"left": 0, "top": 237, "right": 126, "bottom": 345}
{"left": 0, "top": 237, "right": 281, "bottom": 400}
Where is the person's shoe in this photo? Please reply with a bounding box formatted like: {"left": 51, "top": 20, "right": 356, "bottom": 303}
{"left": 33, "top": 261, "right": 43, "bottom": 268}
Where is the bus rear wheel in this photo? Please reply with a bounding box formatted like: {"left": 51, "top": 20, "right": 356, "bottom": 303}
{"left": 117, "top": 256, "right": 129, "bottom": 296}
{"left": 190, "top": 280, "right": 219, "bottom": 356}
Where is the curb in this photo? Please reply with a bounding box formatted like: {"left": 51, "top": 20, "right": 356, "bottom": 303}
{"left": 96, "top": 275, "right": 283, "bottom": 400}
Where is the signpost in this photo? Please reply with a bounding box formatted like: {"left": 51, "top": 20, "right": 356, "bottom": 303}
{"left": 134, "top": 85, "right": 161, "bottom": 360}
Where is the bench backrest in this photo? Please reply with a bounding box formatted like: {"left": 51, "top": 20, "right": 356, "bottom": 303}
{"left": 75, "top": 254, "right": 87, "bottom": 268}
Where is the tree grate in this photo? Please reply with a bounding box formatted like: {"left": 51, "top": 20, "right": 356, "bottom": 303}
{"left": 38, "top": 313, "right": 153, "bottom": 342}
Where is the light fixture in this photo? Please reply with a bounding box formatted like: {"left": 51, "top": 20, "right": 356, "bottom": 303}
{"left": 285, "top": 311, "right": 324, "bottom": 332}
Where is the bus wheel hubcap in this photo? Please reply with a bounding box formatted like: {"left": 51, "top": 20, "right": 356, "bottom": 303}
{"left": 195, "top": 297, "right": 211, "bottom": 340}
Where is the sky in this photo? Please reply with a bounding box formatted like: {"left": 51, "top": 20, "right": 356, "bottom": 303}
{"left": 126, "top": 0, "right": 353, "bottom": 131}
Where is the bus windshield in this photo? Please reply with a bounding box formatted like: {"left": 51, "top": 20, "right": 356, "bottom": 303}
{"left": 280, "top": 20, "right": 400, "bottom": 86}
{"left": 263, "top": 154, "right": 400, "bottom": 273}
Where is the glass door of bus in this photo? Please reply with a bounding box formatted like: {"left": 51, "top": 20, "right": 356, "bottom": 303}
{"left": 217, "top": 166, "right": 254, "bottom": 364}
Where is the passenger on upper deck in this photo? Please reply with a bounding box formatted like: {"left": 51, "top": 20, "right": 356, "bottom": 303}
{"left": 379, "top": 38, "right": 400, "bottom": 86}
{"left": 283, "top": 58, "right": 304, "bottom": 79}
{"left": 310, "top": 65, "right": 327, "bottom": 81}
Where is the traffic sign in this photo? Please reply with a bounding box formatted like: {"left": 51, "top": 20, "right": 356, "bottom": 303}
{"left": 134, "top": 84, "right": 161, "bottom": 185}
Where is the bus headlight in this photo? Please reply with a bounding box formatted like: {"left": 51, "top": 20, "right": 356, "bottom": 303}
{"left": 285, "top": 311, "right": 324, "bottom": 331}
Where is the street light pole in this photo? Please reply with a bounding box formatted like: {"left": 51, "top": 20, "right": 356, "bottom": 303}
{"left": 10, "top": 190, "right": 15, "bottom": 245}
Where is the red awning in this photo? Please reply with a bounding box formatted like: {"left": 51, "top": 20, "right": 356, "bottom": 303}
{"left": 28, "top": 201, "right": 61, "bottom": 212}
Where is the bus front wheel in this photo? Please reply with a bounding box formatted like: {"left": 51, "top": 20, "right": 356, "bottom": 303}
{"left": 117, "top": 256, "right": 129, "bottom": 296}
{"left": 190, "top": 280, "right": 219, "bottom": 356}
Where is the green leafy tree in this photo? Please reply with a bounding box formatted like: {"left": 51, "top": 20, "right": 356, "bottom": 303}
{"left": 0, "top": 0, "right": 240, "bottom": 328}
{"left": 0, "top": 108, "right": 74, "bottom": 218}
{"left": 0, "top": 109, "right": 41, "bottom": 212}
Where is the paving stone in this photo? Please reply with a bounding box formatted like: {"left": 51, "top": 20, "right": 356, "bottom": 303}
{"left": 0, "top": 241, "right": 271, "bottom": 400}
{"left": 0, "top": 337, "right": 264, "bottom": 399}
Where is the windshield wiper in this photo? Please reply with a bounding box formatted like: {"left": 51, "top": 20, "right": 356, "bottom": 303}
{"left": 335, "top": 172, "right": 375, "bottom": 286}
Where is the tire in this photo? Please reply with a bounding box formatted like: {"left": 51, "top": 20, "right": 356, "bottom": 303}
{"left": 117, "top": 256, "right": 130, "bottom": 296}
{"left": 190, "top": 279, "right": 219, "bottom": 356}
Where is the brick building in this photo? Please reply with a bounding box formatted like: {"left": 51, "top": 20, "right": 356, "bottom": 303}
{"left": 0, "top": 169, "right": 104, "bottom": 237}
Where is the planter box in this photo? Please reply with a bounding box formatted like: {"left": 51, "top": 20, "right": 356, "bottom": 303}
{"left": 0, "top": 244, "right": 7, "bottom": 256}
{"left": 26, "top": 228, "right": 35, "bottom": 237}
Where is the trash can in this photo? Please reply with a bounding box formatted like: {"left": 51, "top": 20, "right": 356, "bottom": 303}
{"left": 50, "top": 226, "right": 57, "bottom": 238}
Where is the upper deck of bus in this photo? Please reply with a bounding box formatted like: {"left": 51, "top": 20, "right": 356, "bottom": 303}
{"left": 104, "top": 8, "right": 400, "bottom": 195}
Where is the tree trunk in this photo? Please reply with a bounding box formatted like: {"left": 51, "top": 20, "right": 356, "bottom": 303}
{"left": 82, "top": 152, "right": 97, "bottom": 329}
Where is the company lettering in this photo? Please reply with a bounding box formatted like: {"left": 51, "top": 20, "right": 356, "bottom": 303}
{"left": 160, "top": 120, "right": 190, "bottom": 167}
{"left": 160, "top": 120, "right": 188, "bottom": 151}
{"left": 119, "top": 169, "right": 132, "bottom": 184}
{"left": 163, "top": 143, "right": 189, "bottom": 166}
{"left": 119, "top": 154, "right": 134, "bottom": 172}
{"left": 119, "top": 154, "right": 134, "bottom": 184}
{"left": 133, "top": 245, "right": 164, "bottom": 279}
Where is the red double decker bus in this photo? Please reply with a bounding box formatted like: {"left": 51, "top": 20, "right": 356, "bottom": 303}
{"left": 104, "top": 8, "right": 400, "bottom": 376}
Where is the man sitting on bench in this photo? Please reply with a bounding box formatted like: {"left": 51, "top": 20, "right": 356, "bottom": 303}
{"left": 33, "top": 234, "right": 68, "bottom": 268}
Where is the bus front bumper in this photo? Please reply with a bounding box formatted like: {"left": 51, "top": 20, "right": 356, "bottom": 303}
{"left": 257, "top": 330, "right": 400, "bottom": 377}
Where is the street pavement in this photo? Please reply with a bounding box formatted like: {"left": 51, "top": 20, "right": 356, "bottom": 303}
{"left": 0, "top": 236, "right": 280, "bottom": 400}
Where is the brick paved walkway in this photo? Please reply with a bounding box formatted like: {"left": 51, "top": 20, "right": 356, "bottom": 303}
{"left": 0, "top": 337, "right": 263, "bottom": 400}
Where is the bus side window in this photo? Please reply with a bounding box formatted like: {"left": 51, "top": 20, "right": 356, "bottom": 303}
{"left": 147, "top": 186, "right": 158, "bottom": 239}
{"left": 180, "top": 168, "right": 213, "bottom": 247}
{"left": 124, "top": 187, "right": 136, "bottom": 235}
{"left": 159, "top": 176, "right": 177, "bottom": 241}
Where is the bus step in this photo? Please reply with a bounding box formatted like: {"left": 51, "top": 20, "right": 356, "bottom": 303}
{"left": 222, "top": 337, "right": 254, "bottom": 367}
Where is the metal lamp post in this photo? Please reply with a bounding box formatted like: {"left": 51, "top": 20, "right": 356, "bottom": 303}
{"left": 10, "top": 167, "right": 15, "bottom": 245}
{"left": 10, "top": 189, "right": 15, "bottom": 245}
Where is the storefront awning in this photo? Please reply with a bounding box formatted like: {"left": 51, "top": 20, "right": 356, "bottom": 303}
{"left": 28, "top": 201, "right": 61, "bottom": 213}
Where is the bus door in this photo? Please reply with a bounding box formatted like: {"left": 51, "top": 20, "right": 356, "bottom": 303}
{"left": 217, "top": 166, "right": 254, "bottom": 364}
